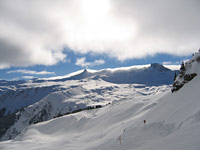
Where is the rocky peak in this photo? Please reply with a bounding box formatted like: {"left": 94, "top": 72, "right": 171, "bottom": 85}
{"left": 150, "top": 63, "right": 170, "bottom": 72}
{"left": 172, "top": 50, "right": 200, "bottom": 92}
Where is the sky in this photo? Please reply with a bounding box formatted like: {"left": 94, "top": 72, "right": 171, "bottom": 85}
{"left": 0, "top": 0, "right": 199, "bottom": 80}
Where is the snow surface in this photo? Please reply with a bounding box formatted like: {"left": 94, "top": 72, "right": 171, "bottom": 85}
{"left": 1, "top": 60, "right": 200, "bottom": 150}
{"left": 0, "top": 63, "right": 175, "bottom": 115}
{"left": 172, "top": 51, "right": 200, "bottom": 92}
{"left": 185, "top": 51, "right": 200, "bottom": 75}
{"left": 1, "top": 78, "right": 169, "bottom": 140}
{"left": 0, "top": 73, "right": 200, "bottom": 150}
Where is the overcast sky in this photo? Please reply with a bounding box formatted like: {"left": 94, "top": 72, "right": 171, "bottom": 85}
{"left": 0, "top": 0, "right": 199, "bottom": 79}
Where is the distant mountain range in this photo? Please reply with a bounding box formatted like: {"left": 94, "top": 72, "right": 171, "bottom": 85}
{"left": 1, "top": 52, "right": 200, "bottom": 150}
{"left": 40, "top": 63, "right": 177, "bottom": 85}
{"left": 0, "top": 63, "right": 177, "bottom": 140}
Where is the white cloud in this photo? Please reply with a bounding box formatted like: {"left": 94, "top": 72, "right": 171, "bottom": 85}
{"left": 162, "top": 61, "right": 174, "bottom": 65}
{"left": 75, "top": 57, "right": 91, "bottom": 68}
{"left": 0, "top": 64, "right": 10, "bottom": 69}
{"left": 162, "top": 61, "right": 182, "bottom": 70}
{"left": 0, "top": 0, "right": 199, "bottom": 68}
{"left": 75, "top": 57, "right": 105, "bottom": 68}
{"left": 93, "top": 59, "right": 105, "bottom": 66}
{"left": 7, "top": 69, "right": 55, "bottom": 75}
{"left": 163, "top": 65, "right": 180, "bottom": 71}
{"left": 162, "top": 61, "right": 181, "bottom": 65}
{"left": 21, "top": 76, "right": 35, "bottom": 79}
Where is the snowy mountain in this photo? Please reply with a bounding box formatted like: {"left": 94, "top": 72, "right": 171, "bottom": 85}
{"left": 0, "top": 63, "right": 175, "bottom": 116}
{"left": 49, "top": 63, "right": 176, "bottom": 85}
{"left": 172, "top": 51, "right": 200, "bottom": 92}
{"left": 0, "top": 52, "right": 199, "bottom": 149}
{"left": 0, "top": 63, "right": 175, "bottom": 140}
{"left": 1, "top": 80, "right": 169, "bottom": 141}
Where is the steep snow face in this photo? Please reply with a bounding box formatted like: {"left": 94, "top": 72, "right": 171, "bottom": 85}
{"left": 0, "top": 80, "right": 27, "bottom": 96}
{"left": 172, "top": 51, "right": 200, "bottom": 92}
{"left": 0, "top": 86, "right": 57, "bottom": 116}
{"left": 0, "top": 74, "right": 200, "bottom": 150}
{"left": 137, "top": 75, "right": 200, "bottom": 150}
{"left": 185, "top": 51, "right": 200, "bottom": 74}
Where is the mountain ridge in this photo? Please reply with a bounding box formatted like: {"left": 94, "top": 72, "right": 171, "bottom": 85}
{"left": 47, "top": 63, "right": 177, "bottom": 85}
{"left": 0, "top": 63, "right": 175, "bottom": 140}
{"left": 0, "top": 57, "right": 199, "bottom": 149}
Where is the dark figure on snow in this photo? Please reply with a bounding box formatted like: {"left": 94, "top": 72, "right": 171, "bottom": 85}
{"left": 144, "top": 120, "right": 146, "bottom": 128}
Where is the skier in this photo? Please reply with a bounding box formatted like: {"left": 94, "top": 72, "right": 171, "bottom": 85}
{"left": 117, "top": 135, "right": 122, "bottom": 145}
{"left": 144, "top": 120, "right": 146, "bottom": 128}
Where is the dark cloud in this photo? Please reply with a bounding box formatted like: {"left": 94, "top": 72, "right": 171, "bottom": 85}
{"left": 111, "top": 0, "right": 200, "bottom": 55}
{"left": 0, "top": 0, "right": 199, "bottom": 68}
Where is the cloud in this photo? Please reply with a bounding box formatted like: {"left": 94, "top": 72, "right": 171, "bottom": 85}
{"left": 7, "top": 69, "right": 55, "bottom": 75}
{"left": 162, "top": 61, "right": 186, "bottom": 70}
{"left": 0, "top": 64, "right": 10, "bottom": 69}
{"left": 93, "top": 59, "right": 105, "bottom": 66}
{"left": 21, "top": 76, "right": 35, "bottom": 79}
{"left": 75, "top": 57, "right": 105, "bottom": 68}
{"left": 162, "top": 61, "right": 181, "bottom": 65}
{"left": 163, "top": 65, "right": 180, "bottom": 71}
{"left": 0, "top": 0, "right": 199, "bottom": 68}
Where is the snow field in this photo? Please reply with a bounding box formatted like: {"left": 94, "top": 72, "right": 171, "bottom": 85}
{"left": 1, "top": 75, "right": 200, "bottom": 150}
{"left": 1, "top": 58, "right": 200, "bottom": 150}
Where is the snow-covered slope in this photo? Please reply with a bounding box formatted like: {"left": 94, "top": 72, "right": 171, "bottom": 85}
{"left": 49, "top": 63, "right": 176, "bottom": 86}
{"left": 1, "top": 78, "right": 169, "bottom": 141}
{"left": 0, "top": 86, "right": 57, "bottom": 116}
{"left": 0, "top": 63, "right": 175, "bottom": 140}
{"left": 0, "top": 80, "right": 27, "bottom": 96}
{"left": 0, "top": 63, "right": 175, "bottom": 116}
{"left": 0, "top": 53, "right": 199, "bottom": 149}
{"left": 0, "top": 70, "right": 199, "bottom": 150}
{"left": 172, "top": 51, "right": 200, "bottom": 92}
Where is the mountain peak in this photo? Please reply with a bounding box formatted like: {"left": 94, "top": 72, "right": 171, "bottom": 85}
{"left": 150, "top": 63, "right": 170, "bottom": 71}
{"left": 172, "top": 50, "right": 200, "bottom": 92}
{"left": 83, "top": 68, "right": 87, "bottom": 73}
